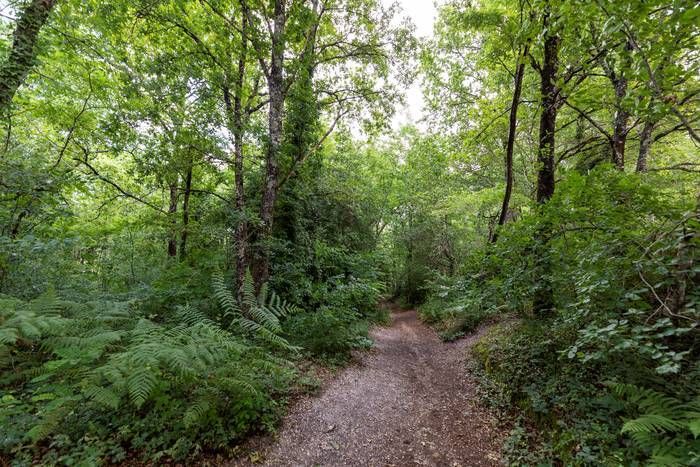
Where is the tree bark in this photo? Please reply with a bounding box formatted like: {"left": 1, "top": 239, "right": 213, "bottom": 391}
{"left": 533, "top": 3, "right": 559, "bottom": 316}
{"left": 233, "top": 14, "right": 248, "bottom": 302}
{"left": 167, "top": 182, "right": 178, "bottom": 258}
{"left": 229, "top": 6, "right": 249, "bottom": 300}
{"left": 636, "top": 119, "right": 654, "bottom": 173}
{"left": 179, "top": 157, "right": 193, "bottom": 261}
{"left": 611, "top": 75, "right": 629, "bottom": 170}
{"left": 536, "top": 21, "right": 559, "bottom": 204}
{"left": 491, "top": 44, "right": 528, "bottom": 244}
{"left": 0, "top": 0, "right": 57, "bottom": 113}
{"left": 253, "top": 0, "right": 286, "bottom": 288}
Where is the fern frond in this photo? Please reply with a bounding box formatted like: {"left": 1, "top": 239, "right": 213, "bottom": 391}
{"left": 241, "top": 270, "right": 257, "bottom": 311}
{"left": 247, "top": 303, "right": 281, "bottom": 333}
{"left": 622, "top": 414, "right": 686, "bottom": 434}
{"left": 220, "top": 377, "right": 259, "bottom": 396}
{"left": 177, "top": 304, "right": 216, "bottom": 328}
{"left": 84, "top": 385, "right": 121, "bottom": 409}
{"left": 257, "top": 325, "right": 300, "bottom": 352}
{"left": 213, "top": 271, "right": 239, "bottom": 317}
{"left": 127, "top": 367, "right": 158, "bottom": 408}
{"left": 0, "top": 327, "right": 18, "bottom": 344}
{"left": 183, "top": 396, "right": 212, "bottom": 428}
{"left": 30, "top": 288, "right": 62, "bottom": 316}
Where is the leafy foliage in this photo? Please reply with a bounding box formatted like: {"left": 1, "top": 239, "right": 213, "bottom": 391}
{"left": 212, "top": 270, "right": 298, "bottom": 351}
{"left": 433, "top": 169, "right": 699, "bottom": 464}
{"left": 613, "top": 384, "right": 700, "bottom": 466}
{"left": 0, "top": 0, "right": 697, "bottom": 464}
{"left": 0, "top": 287, "right": 299, "bottom": 464}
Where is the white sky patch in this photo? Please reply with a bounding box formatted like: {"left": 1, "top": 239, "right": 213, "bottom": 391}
{"left": 383, "top": 0, "right": 438, "bottom": 129}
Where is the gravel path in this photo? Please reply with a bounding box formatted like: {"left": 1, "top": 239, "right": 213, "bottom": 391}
{"left": 235, "top": 307, "right": 503, "bottom": 466}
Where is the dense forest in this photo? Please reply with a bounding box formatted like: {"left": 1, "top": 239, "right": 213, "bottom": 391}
{"left": 0, "top": 0, "right": 698, "bottom": 465}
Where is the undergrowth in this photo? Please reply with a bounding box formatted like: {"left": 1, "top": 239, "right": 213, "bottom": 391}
{"left": 0, "top": 267, "right": 386, "bottom": 465}
{"left": 421, "top": 169, "right": 699, "bottom": 465}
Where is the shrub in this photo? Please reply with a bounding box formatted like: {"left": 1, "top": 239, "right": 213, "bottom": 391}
{"left": 430, "top": 169, "right": 699, "bottom": 464}
{"left": 0, "top": 276, "right": 298, "bottom": 465}
{"left": 285, "top": 306, "right": 372, "bottom": 363}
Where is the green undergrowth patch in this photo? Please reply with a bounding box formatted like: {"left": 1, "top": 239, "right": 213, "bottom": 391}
{"left": 419, "top": 278, "right": 504, "bottom": 341}
{"left": 0, "top": 269, "right": 386, "bottom": 465}
{"left": 422, "top": 170, "right": 699, "bottom": 465}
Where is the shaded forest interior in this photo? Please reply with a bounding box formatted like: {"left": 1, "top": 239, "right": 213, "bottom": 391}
{"left": 0, "top": 0, "right": 698, "bottom": 465}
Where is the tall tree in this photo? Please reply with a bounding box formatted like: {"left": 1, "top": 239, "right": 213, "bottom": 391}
{"left": 533, "top": 2, "right": 559, "bottom": 204}
{"left": 607, "top": 42, "right": 633, "bottom": 171}
{"left": 252, "top": 0, "right": 287, "bottom": 287}
{"left": 222, "top": 3, "right": 253, "bottom": 299}
{"left": 530, "top": 0, "right": 562, "bottom": 316}
{"left": 179, "top": 154, "right": 193, "bottom": 260}
{"left": 0, "top": 0, "right": 57, "bottom": 113}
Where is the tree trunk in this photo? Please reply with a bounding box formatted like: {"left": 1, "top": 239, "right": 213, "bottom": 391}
{"left": 611, "top": 75, "right": 629, "bottom": 170}
{"left": 0, "top": 0, "right": 57, "bottom": 113}
{"left": 254, "top": 0, "right": 286, "bottom": 288}
{"left": 492, "top": 44, "right": 528, "bottom": 244}
{"left": 636, "top": 119, "right": 654, "bottom": 173}
{"left": 179, "top": 157, "right": 193, "bottom": 261}
{"left": 533, "top": 4, "right": 559, "bottom": 316}
{"left": 167, "top": 182, "right": 178, "bottom": 258}
{"left": 232, "top": 8, "right": 249, "bottom": 300}
{"left": 536, "top": 23, "right": 559, "bottom": 204}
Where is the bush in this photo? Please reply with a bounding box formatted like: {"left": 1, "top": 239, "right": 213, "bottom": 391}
{"left": 428, "top": 168, "right": 699, "bottom": 464}
{"left": 0, "top": 277, "right": 298, "bottom": 465}
{"left": 419, "top": 274, "right": 502, "bottom": 340}
{"left": 285, "top": 306, "right": 372, "bottom": 362}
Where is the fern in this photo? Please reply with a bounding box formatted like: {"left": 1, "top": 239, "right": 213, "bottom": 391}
{"left": 83, "top": 385, "right": 120, "bottom": 409}
{"left": 211, "top": 270, "right": 299, "bottom": 351}
{"left": 183, "top": 396, "right": 212, "bottom": 428}
{"left": 127, "top": 367, "right": 159, "bottom": 408}
{"left": 212, "top": 271, "right": 240, "bottom": 318}
{"left": 0, "top": 290, "right": 296, "bottom": 462}
{"left": 613, "top": 383, "right": 700, "bottom": 465}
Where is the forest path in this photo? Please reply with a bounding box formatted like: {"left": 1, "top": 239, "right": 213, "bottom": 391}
{"left": 232, "top": 305, "right": 503, "bottom": 466}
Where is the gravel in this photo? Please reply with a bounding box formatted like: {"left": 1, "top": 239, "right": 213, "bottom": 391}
{"left": 231, "top": 307, "right": 503, "bottom": 467}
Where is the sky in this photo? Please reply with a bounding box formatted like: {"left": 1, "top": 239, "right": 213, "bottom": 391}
{"left": 385, "top": 0, "right": 438, "bottom": 127}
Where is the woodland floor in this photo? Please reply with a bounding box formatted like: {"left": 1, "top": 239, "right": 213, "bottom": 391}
{"left": 231, "top": 305, "right": 504, "bottom": 466}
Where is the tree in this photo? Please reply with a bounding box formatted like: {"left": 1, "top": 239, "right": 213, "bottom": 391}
{"left": 492, "top": 43, "right": 528, "bottom": 243}
{"left": 532, "top": 1, "right": 559, "bottom": 204}
{"left": 0, "top": 0, "right": 57, "bottom": 113}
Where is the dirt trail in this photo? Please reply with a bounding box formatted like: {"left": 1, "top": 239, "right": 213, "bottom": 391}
{"left": 236, "top": 307, "right": 503, "bottom": 466}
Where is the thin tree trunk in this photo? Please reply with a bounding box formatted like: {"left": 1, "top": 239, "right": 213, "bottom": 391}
{"left": 636, "top": 119, "right": 654, "bottom": 173}
{"left": 0, "top": 0, "right": 57, "bottom": 113}
{"left": 254, "top": 0, "right": 286, "bottom": 288}
{"left": 179, "top": 157, "right": 193, "bottom": 261}
{"left": 491, "top": 44, "right": 528, "bottom": 244}
{"left": 232, "top": 7, "right": 249, "bottom": 300}
{"left": 167, "top": 182, "right": 178, "bottom": 258}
